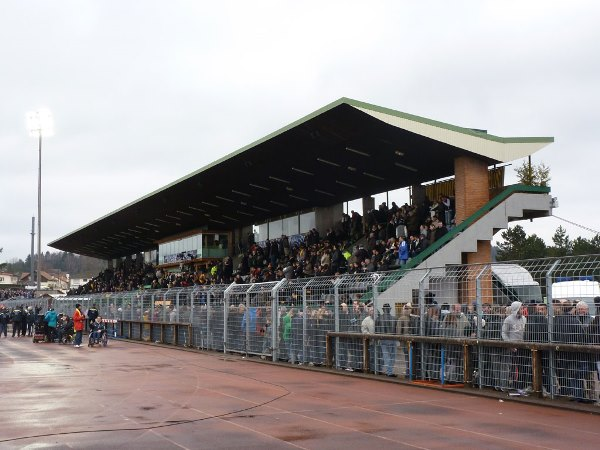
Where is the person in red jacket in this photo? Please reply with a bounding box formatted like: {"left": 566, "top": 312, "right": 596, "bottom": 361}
{"left": 73, "top": 303, "right": 85, "bottom": 348}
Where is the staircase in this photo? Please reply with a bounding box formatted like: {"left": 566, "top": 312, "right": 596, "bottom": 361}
{"left": 372, "top": 185, "right": 553, "bottom": 304}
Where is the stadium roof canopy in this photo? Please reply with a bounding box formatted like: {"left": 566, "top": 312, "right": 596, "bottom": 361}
{"left": 49, "top": 98, "right": 553, "bottom": 260}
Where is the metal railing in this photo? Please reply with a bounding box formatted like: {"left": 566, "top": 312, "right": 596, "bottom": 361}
{"left": 2, "top": 254, "right": 599, "bottom": 406}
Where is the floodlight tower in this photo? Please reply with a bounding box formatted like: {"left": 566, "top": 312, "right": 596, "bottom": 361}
{"left": 26, "top": 108, "right": 54, "bottom": 291}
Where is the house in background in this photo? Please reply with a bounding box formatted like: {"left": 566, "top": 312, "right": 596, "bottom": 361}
{"left": 0, "top": 272, "right": 19, "bottom": 286}
{"left": 20, "top": 271, "right": 70, "bottom": 291}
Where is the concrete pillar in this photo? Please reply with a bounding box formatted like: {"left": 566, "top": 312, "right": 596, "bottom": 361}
{"left": 411, "top": 184, "right": 426, "bottom": 207}
{"left": 315, "top": 203, "right": 343, "bottom": 234}
{"left": 361, "top": 196, "right": 375, "bottom": 215}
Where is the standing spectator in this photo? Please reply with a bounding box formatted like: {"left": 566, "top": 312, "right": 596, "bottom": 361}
{"left": 291, "top": 309, "right": 304, "bottom": 364}
{"left": 44, "top": 308, "right": 58, "bottom": 342}
{"left": 73, "top": 303, "right": 86, "bottom": 348}
{"left": 11, "top": 305, "right": 23, "bottom": 337}
{"left": 525, "top": 303, "right": 550, "bottom": 394}
{"left": 0, "top": 306, "right": 9, "bottom": 337}
{"left": 398, "top": 236, "right": 409, "bottom": 266}
{"left": 396, "top": 303, "right": 412, "bottom": 377}
{"left": 169, "top": 305, "right": 177, "bottom": 322}
{"left": 26, "top": 307, "right": 36, "bottom": 336}
{"left": 87, "top": 304, "right": 99, "bottom": 329}
{"left": 376, "top": 303, "right": 397, "bottom": 377}
{"left": 281, "top": 307, "right": 293, "bottom": 362}
{"left": 423, "top": 303, "right": 442, "bottom": 380}
{"left": 20, "top": 305, "right": 28, "bottom": 337}
{"left": 345, "top": 300, "right": 364, "bottom": 372}
{"left": 557, "top": 300, "right": 593, "bottom": 401}
{"left": 361, "top": 305, "right": 375, "bottom": 372}
{"left": 500, "top": 301, "right": 527, "bottom": 391}
{"left": 442, "top": 304, "right": 468, "bottom": 382}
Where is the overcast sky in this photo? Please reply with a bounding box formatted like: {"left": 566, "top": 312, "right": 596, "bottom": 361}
{"left": 1, "top": 1, "right": 599, "bottom": 263}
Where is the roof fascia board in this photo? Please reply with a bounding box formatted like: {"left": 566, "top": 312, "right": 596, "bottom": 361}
{"left": 346, "top": 99, "right": 553, "bottom": 162}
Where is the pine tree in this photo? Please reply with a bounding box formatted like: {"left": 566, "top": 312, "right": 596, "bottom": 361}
{"left": 496, "top": 225, "right": 547, "bottom": 261}
{"left": 548, "top": 226, "right": 572, "bottom": 256}
{"left": 515, "top": 160, "right": 551, "bottom": 186}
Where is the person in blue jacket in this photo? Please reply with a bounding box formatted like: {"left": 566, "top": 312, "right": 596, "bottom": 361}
{"left": 44, "top": 308, "right": 58, "bottom": 342}
{"left": 398, "top": 235, "right": 409, "bottom": 266}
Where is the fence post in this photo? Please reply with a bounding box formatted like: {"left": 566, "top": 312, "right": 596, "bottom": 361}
{"left": 546, "top": 259, "right": 561, "bottom": 400}
{"left": 301, "top": 280, "right": 314, "bottom": 365}
{"left": 224, "top": 283, "right": 235, "bottom": 354}
{"left": 418, "top": 270, "right": 430, "bottom": 381}
{"left": 175, "top": 290, "right": 181, "bottom": 323}
{"left": 463, "top": 344, "right": 472, "bottom": 387}
{"left": 363, "top": 336, "right": 370, "bottom": 373}
{"left": 333, "top": 276, "right": 345, "bottom": 370}
{"left": 531, "top": 348, "right": 543, "bottom": 398}
{"left": 475, "top": 264, "right": 488, "bottom": 389}
{"left": 271, "top": 278, "right": 287, "bottom": 362}
{"left": 326, "top": 334, "right": 333, "bottom": 368}
{"left": 408, "top": 340, "right": 413, "bottom": 381}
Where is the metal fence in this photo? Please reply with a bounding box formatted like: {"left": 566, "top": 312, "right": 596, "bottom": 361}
{"left": 2, "top": 254, "right": 599, "bottom": 405}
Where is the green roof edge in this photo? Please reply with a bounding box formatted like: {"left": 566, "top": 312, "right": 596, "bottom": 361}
{"left": 342, "top": 97, "right": 555, "bottom": 145}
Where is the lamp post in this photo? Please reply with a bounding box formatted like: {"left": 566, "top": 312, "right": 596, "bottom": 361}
{"left": 27, "top": 108, "right": 54, "bottom": 292}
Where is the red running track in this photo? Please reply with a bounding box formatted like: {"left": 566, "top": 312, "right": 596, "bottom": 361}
{"left": 0, "top": 337, "right": 598, "bottom": 449}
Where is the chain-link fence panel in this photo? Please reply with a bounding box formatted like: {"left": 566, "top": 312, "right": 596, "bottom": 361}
{"left": 224, "top": 283, "right": 251, "bottom": 354}
{"left": 273, "top": 278, "right": 308, "bottom": 364}
{"left": 190, "top": 286, "right": 208, "bottom": 349}
{"left": 335, "top": 273, "right": 376, "bottom": 373}
{"left": 247, "top": 282, "right": 279, "bottom": 358}
{"left": 206, "top": 285, "right": 226, "bottom": 352}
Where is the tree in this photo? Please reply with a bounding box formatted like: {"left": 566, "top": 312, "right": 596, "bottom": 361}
{"left": 496, "top": 225, "right": 548, "bottom": 261}
{"left": 515, "top": 160, "right": 551, "bottom": 186}
{"left": 548, "top": 225, "right": 572, "bottom": 257}
{"left": 496, "top": 225, "right": 527, "bottom": 261}
{"left": 571, "top": 235, "right": 600, "bottom": 255}
{"left": 496, "top": 225, "right": 547, "bottom": 261}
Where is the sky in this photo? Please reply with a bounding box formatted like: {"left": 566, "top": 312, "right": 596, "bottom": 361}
{"left": 1, "top": 0, "right": 599, "bottom": 264}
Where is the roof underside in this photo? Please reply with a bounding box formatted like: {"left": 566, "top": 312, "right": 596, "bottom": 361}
{"left": 49, "top": 98, "right": 553, "bottom": 260}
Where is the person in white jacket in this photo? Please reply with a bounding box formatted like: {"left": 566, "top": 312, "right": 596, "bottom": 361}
{"left": 361, "top": 306, "right": 374, "bottom": 334}
{"left": 361, "top": 306, "right": 375, "bottom": 372}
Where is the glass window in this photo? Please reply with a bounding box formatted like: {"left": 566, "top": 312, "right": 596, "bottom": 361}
{"left": 269, "top": 220, "right": 283, "bottom": 239}
{"left": 256, "top": 223, "right": 268, "bottom": 243}
{"left": 299, "top": 212, "right": 315, "bottom": 233}
{"left": 282, "top": 216, "right": 299, "bottom": 236}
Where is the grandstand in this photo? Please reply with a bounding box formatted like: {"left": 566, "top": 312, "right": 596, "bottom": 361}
{"left": 48, "top": 97, "right": 554, "bottom": 298}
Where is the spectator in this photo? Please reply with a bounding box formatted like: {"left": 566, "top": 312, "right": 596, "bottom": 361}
{"left": 398, "top": 236, "right": 409, "bottom": 266}
{"left": 73, "top": 303, "right": 85, "bottom": 348}
{"left": 376, "top": 303, "right": 397, "bottom": 377}
{"left": 500, "top": 301, "right": 527, "bottom": 391}
{"left": 44, "top": 308, "right": 58, "bottom": 341}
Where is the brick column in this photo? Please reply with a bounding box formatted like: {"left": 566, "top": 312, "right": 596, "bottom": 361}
{"left": 454, "top": 156, "right": 489, "bottom": 224}
{"left": 455, "top": 156, "right": 492, "bottom": 292}
{"left": 459, "top": 241, "right": 492, "bottom": 304}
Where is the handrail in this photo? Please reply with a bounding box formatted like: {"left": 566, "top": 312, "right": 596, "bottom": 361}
{"left": 373, "top": 184, "right": 551, "bottom": 293}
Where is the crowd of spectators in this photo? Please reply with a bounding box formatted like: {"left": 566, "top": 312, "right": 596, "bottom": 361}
{"left": 67, "top": 194, "right": 455, "bottom": 295}
{"left": 0, "top": 288, "right": 35, "bottom": 301}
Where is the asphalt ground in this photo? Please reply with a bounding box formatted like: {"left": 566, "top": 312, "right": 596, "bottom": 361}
{"left": 0, "top": 336, "right": 598, "bottom": 449}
